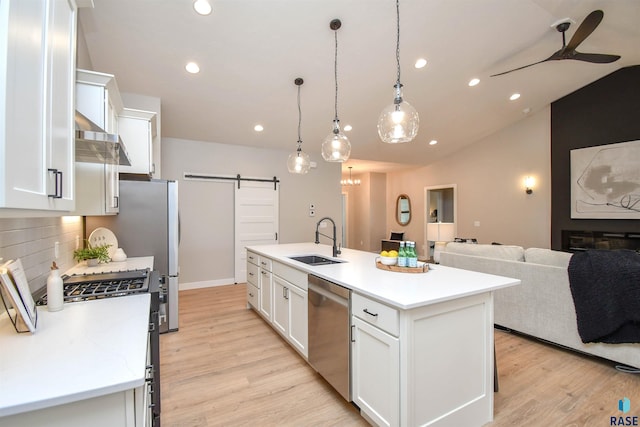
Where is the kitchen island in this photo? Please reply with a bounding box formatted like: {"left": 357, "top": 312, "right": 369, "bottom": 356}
{"left": 246, "top": 243, "right": 521, "bottom": 427}
{"left": 0, "top": 257, "right": 155, "bottom": 426}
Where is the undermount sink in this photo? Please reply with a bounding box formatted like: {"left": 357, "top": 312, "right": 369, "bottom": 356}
{"left": 289, "top": 255, "right": 345, "bottom": 266}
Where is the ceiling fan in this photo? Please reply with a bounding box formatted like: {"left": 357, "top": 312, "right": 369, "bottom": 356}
{"left": 491, "top": 10, "right": 621, "bottom": 77}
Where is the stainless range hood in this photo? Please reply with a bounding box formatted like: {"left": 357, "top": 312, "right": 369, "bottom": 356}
{"left": 75, "top": 110, "right": 131, "bottom": 166}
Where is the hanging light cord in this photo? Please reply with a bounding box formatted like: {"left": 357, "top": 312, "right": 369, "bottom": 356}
{"left": 334, "top": 29, "right": 339, "bottom": 122}
{"left": 297, "top": 84, "right": 302, "bottom": 150}
{"left": 395, "top": 0, "right": 401, "bottom": 87}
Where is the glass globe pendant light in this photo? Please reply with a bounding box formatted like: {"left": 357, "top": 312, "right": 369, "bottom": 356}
{"left": 321, "top": 19, "right": 351, "bottom": 162}
{"left": 377, "top": 0, "right": 419, "bottom": 144}
{"left": 287, "top": 78, "right": 311, "bottom": 174}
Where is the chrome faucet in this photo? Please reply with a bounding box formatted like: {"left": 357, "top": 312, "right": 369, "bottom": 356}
{"left": 315, "top": 216, "right": 341, "bottom": 257}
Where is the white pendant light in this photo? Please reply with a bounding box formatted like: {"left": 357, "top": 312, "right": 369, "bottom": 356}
{"left": 378, "top": 0, "right": 419, "bottom": 144}
{"left": 322, "top": 19, "right": 351, "bottom": 162}
{"left": 287, "top": 78, "right": 311, "bottom": 174}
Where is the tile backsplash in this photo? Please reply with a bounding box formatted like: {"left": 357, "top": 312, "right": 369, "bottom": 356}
{"left": 0, "top": 217, "right": 83, "bottom": 294}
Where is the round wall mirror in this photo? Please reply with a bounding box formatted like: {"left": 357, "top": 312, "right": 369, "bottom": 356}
{"left": 396, "top": 194, "right": 411, "bottom": 226}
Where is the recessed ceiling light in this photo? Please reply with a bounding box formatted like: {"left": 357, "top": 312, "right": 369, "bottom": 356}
{"left": 344, "top": 125, "right": 353, "bottom": 131}
{"left": 414, "top": 58, "right": 427, "bottom": 69}
{"left": 185, "top": 62, "right": 200, "bottom": 74}
{"left": 254, "top": 124, "right": 264, "bottom": 132}
{"left": 468, "top": 78, "right": 480, "bottom": 87}
{"left": 193, "top": 0, "right": 212, "bottom": 15}
{"left": 510, "top": 93, "right": 521, "bottom": 101}
{"left": 429, "top": 140, "right": 438, "bottom": 145}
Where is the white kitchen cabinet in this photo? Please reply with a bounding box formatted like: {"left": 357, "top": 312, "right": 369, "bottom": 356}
{"left": 259, "top": 262, "right": 273, "bottom": 321}
{"left": 1, "top": 387, "right": 146, "bottom": 427}
{"left": 0, "top": 0, "right": 76, "bottom": 212}
{"left": 118, "top": 108, "right": 157, "bottom": 176}
{"left": 351, "top": 314, "right": 400, "bottom": 427}
{"left": 352, "top": 291, "right": 494, "bottom": 427}
{"left": 246, "top": 255, "right": 308, "bottom": 358}
{"left": 271, "top": 261, "right": 308, "bottom": 357}
{"left": 73, "top": 69, "right": 124, "bottom": 215}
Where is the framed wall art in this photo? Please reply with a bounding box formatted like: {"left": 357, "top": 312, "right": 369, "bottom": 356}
{"left": 570, "top": 139, "right": 640, "bottom": 219}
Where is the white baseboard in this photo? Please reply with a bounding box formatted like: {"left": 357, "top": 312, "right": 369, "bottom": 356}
{"left": 179, "top": 278, "right": 237, "bottom": 291}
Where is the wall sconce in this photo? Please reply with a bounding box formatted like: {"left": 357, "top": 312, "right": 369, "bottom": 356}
{"left": 524, "top": 176, "right": 535, "bottom": 194}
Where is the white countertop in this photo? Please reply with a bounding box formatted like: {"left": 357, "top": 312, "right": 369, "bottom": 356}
{"left": 63, "top": 256, "right": 154, "bottom": 276}
{"left": 246, "top": 243, "right": 520, "bottom": 310}
{"left": 0, "top": 293, "right": 151, "bottom": 417}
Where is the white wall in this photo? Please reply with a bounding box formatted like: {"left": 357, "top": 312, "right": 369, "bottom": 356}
{"left": 161, "top": 137, "right": 342, "bottom": 287}
{"left": 386, "top": 106, "right": 551, "bottom": 256}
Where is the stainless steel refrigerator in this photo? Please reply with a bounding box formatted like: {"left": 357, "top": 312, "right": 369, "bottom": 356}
{"left": 86, "top": 179, "right": 179, "bottom": 333}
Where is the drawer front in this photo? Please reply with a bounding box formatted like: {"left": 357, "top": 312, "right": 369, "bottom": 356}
{"left": 247, "top": 282, "right": 259, "bottom": 308}
{"left": 272, "top": 261, "right": 308, "bottom": 291}
{"left": 259, "top": 257, "right": 273, "bottom": 272}
{"left": 352, "top": 293, "right": 399, "bottom": 337}
{"left": 247, "top": 262, "right": 260, "bottom": 287}
{"left": 247, "top": 251, "right": 260, "bottom": 266}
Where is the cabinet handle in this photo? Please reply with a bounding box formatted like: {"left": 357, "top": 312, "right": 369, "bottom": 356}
{"left": 351, "top": 324, "right": 355, "bottom": 343}
{"left": 283, "top": 287, "right": 289, "bottom": 300}
{"left": 113, "top": 196, "right": 119, "bottom": 208}
{"left": 363, "top": 308, "right": 378, "bottom": 317}
{"left": 47, "top": 168, "right": 63, "bottom": 198}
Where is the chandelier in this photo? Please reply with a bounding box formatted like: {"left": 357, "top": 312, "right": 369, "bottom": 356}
{"left": 341, "top": 166, "right": 361, "bottom": 186}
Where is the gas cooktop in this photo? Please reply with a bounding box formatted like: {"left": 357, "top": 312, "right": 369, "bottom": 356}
{"left": 36, "top": 269, "right": 150, "bottom": 306}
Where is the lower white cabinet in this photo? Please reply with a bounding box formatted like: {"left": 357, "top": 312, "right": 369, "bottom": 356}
{"left": 246, "top": 255, "right": 308, "bottom": 359}
{"left": 272, "top": 274, "right": 308, "bottom": 357}
{"left": 1, "top": 388, "right": 143, "bottom": 427}
{"left": 352, "top": 291, "right": 494, "bottom": 427}
{"left": 259, "top": 268, "right": 272, "bottom": 321}
{"left": 351, "top": 293, "right": 400, "bottom": 426}
{"left": 351, "top": 303, "right": 400, "bottom": 427}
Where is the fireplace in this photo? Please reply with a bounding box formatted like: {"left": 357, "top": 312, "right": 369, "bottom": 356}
{"left": 562, "top": 230, "right": 640, "bottom": 253}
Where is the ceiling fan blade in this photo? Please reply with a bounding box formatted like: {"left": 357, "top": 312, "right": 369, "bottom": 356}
{"left": 490, "top": 55, "right": 557, "bottom": 77}
{"left": 572, "top": 52, "right": 621, "bottom": 63}
{"left": 566, "top": 10, "right": 603, "bottom": 50}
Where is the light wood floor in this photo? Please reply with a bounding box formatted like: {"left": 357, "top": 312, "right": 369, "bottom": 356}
{"left": 160, "top": 284, "right": 639, "bottom": 427}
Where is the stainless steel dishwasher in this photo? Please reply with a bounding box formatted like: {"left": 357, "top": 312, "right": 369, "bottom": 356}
{"left": 308, "top": 274, "right": 351, "bottom": 401}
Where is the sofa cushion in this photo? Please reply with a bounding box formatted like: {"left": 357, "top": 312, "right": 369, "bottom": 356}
{"left": 524, "top": 248, "right": 572, "bottom": 268}
{"left": 444, "top": 242, "right": 525, "bottom": 261}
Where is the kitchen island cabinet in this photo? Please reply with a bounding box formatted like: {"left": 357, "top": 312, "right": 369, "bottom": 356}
{"left": 246, "top": 250, "right": 308, "bottom": 358}
{"left": 245, "top": 243, "right": 520, "bottom": 427}
{"left": 0, "top": 0, "right": 77, "bottom": 214}
{"left": 0, "top": 294, "right": 152, "bottom": 426}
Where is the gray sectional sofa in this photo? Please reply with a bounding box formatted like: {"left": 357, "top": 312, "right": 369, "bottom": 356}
{"left": 440, "top": 242, "right": 640, "bottom": 369}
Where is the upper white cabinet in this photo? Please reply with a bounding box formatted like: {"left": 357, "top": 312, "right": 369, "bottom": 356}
{"left": 76, "top": 69, "right": 123, "bottom": 134}
{"left": 74, "top": 69, "right": 124, "bottom": 215}
{"left": 0, "top": 0, "right": 77, "bottom": 212}
{"left": 118, "top": 108, "right": 158, "bottom": 177}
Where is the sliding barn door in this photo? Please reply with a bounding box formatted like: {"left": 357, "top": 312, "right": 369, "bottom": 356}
{"left": 234, "top": 181, "right": 279, "bottom": 283}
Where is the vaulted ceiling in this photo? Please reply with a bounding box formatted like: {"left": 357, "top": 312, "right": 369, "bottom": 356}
{"left": 79, "top": 0, "right": 640, "bottom": 173}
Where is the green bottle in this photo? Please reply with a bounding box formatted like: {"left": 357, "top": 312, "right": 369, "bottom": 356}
{"left": 397, "top": 241, "right": 407, "bottom": 267}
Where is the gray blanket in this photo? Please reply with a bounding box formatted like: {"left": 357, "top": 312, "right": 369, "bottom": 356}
{"left": 568, "top": 249, "right": 640, "bottom": 344}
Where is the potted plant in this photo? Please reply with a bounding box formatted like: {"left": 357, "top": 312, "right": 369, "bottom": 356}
{"left": 73, "top": 241, "right": 111, "bottom": 266}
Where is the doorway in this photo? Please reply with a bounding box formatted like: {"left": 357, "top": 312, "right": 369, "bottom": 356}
{"left": 424, "top": 184, "right": 457, "bottom": 258}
